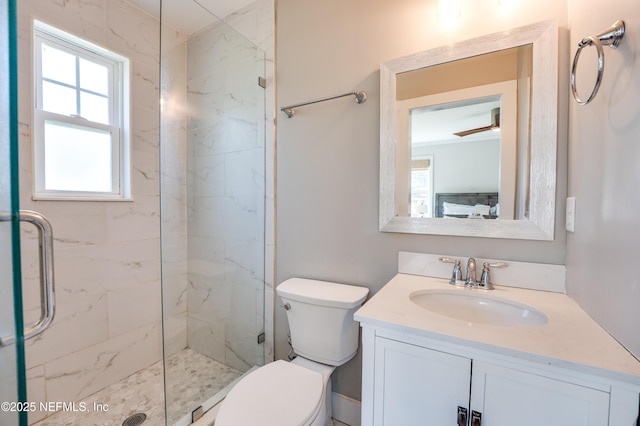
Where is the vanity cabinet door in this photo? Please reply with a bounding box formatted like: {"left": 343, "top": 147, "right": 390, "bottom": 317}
{"left": 373, "top": 337, "right": 471, "bottom": 426}
{"left": 470, "top": 361, "right": 611, "bottom": 426}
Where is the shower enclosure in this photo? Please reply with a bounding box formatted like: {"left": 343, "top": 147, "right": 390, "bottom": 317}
{"left": 1, "top": 0, "right": 270, "bottom": 424}
{"left": 160, "top": 0, "right": 269, "bottom": 423}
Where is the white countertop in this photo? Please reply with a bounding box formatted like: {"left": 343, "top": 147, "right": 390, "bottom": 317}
{"left": 355, "top": 273, "right": 640, "bottom": 386}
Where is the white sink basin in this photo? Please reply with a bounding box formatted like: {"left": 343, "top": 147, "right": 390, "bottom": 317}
{"left": 410, "top": 289, "right": 548, "bottom": 327}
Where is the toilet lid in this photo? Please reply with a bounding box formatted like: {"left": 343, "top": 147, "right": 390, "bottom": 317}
{"left": 216, "top": 360, "right": 324, "bottom": 426}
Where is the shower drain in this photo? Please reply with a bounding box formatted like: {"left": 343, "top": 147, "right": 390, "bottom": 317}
{"left": 122, "top": 412, "right": 147, "bottom": 426}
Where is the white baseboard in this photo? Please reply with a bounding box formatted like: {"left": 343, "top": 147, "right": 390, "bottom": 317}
{"left": 332, "top": 392, "right": 361, "bottom": 426}
{"left": 197, "top": 390, "right": 361, "bottom": 426}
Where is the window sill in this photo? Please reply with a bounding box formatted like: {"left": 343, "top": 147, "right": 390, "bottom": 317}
{"left": 32, "top": 195, "right": 135, "bottom": 202}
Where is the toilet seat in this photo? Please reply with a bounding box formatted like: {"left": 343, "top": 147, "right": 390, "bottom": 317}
{"left": 215, "top": 360, "right": 325, "bottom": 426}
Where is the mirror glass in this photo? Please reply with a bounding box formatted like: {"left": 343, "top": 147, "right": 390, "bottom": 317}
{"left": 407, "top": 96, "right": 502, "bottom": 219}
{"left": 380, "top": 21, "right": 558, "bottom": 240}
{"left": 397, "top": 45, "right": 531, "bottom": 221}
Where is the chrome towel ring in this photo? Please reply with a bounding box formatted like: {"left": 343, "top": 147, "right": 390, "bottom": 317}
{"left": 571, "top": 20, "right": 625, "bottom": 105}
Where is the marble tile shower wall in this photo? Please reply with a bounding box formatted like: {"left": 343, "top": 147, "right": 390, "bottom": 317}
{"left": 16, "top": 1, "right": 161, "bottom": 423}
{"left": 185, "top": 21, "right": 266, "bottom": 373}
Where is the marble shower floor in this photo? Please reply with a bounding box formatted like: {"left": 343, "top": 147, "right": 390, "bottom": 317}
{"left": 32, "top": 348, "right": 243, "bottom": 426}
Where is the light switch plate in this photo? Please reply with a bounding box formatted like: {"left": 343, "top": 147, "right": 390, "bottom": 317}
{"left": 566, "top": 197, "right": 576, "bottom": 232}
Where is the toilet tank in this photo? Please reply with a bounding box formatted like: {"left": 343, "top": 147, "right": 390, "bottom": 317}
{"left": 277, "top": 278, "right": 369, "bottom": 366}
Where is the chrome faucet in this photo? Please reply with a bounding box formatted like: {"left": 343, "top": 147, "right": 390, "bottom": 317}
{"left": 439, "top": 257, "right": 507, "bottom": 290}
{"left": 465, "top": 258, "right": 477, "bottom": 286}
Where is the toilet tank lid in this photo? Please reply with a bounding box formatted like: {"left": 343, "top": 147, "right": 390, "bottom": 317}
{"left": 277, "top": 278, "right": 369, "bottom": 308}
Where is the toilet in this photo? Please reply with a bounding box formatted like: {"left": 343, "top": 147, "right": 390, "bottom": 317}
{"left": 215, "top": 278, "right": 369, "bottom": 426}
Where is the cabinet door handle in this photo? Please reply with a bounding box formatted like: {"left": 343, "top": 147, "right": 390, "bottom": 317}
{"left": 457, "top": 406, "right": 468, "bottom": 426}
{"left": 471, "top": 410, "right": 482, "bottom": 426}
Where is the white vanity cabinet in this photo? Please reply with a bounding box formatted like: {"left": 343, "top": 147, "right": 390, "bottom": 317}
{"left": 355, "top": 269, "right": 640, "bottom": 426}
{"left": 371, "top": 336, "right": 471, "bottom": 425}
{"left": 470, "top": 358, "right": 609, "bottom": 426}
{"left": 362, "top": 329, "right": 633, "bottom": 426}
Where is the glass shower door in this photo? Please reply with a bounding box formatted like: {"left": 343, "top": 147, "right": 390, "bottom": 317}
{"left": 160, "top": 0, "right": 267, "bottom": 423}
{"left": 0, "top": 1, "right": 27, "bottom": 425}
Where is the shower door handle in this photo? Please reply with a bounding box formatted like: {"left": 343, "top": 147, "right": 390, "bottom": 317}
{"left": 0, "top": 210, "right": 55, "bottom": 346}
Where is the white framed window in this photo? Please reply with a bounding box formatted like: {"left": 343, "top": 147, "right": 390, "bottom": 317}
{"left": 32, "top": 20, "right": 131, "bottom": 200}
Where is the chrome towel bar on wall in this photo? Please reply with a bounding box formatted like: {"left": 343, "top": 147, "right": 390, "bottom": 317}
{"left": 571, "top": 20, "right": 625, "bottom": 106}
{"left": 280, "top": 90, "right": 367, "bottom": 118}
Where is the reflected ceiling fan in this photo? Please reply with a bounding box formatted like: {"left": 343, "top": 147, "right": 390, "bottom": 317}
{"left": 453, "top": 107, "right": 501, "bottom": 137}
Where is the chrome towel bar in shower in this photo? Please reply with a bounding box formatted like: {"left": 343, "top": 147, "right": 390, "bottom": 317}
{"left": 571, "top": 20, "right": 625, "bottom": 106}
{"left": 280, "top": 90, "right": 367, "bottom": 118}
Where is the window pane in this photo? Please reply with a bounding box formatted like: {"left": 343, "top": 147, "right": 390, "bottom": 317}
{"left": 44, "top": 121, "right": 113, "bottom": 192}
{"left": 41, "top": 43, "right": 76, "bottom": 86}
{"left": 80, "top": 92, "right": 109, "bottom": 124}
{"left": 79, "top": 58, "right": 109, "bottom": 95}
{"left": 42, "top": 81, "right": 77, "bottom": 116}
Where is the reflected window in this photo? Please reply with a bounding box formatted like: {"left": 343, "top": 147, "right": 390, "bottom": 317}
{"left": 410, "top": 157, "right": 433, "bottom": 218}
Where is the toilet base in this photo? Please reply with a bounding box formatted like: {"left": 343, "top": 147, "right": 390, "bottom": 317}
{"left": 291, "top": 357, "right": 336, "bottom": 425}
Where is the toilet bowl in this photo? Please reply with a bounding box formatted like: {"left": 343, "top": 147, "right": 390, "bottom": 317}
{"left": 214, "top": 278, "right": 369, "bottom": 426}
{"left": 215, "top": 357, "right": 335, "bottom": 426}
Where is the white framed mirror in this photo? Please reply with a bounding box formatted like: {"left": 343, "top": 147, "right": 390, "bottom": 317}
{"left": 379, "top": 20, "right": 558, "bottom": 240}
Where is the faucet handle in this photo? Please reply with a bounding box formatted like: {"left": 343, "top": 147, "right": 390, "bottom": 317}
{"left": 478, "top": 262, "right": 508, "bottom": 289}
{"left": 450, "top": 260, "right": 463, "bottom": 285}
{"left": 439, "top": 257, "right": 463, "bottom": 286}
